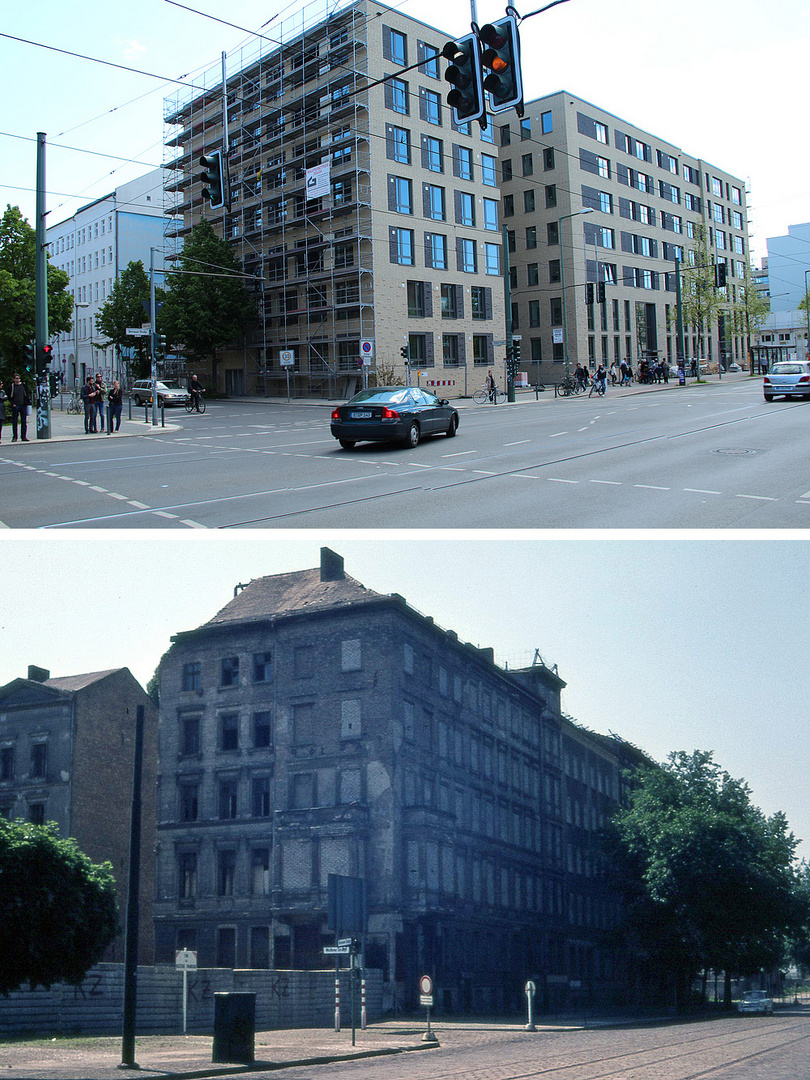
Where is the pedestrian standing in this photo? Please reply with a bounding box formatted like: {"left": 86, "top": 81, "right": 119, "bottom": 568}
{"left": 94, "top": 374, "right": 107, "bottom": 432}
{"left": 485, "top": 368, "right": 496, "bottom": 403}
{"left": 609, "top": 362, "right": 617, "bottom": 386}
{"left": 0, "top": 379, "right": 6, "bottom": 443}
{"left": 8, "top": 373, "right": 31, "bottom": 442}
{"left": 81, "top": 375, "right": 97, "bottom": 433}
{"left": 108, "top": 380, "right": 123, "bottom": 431}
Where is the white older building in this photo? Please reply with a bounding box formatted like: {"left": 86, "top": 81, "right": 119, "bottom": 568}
{"left": 47, "top": 170, "right": 165, "bottom": 387}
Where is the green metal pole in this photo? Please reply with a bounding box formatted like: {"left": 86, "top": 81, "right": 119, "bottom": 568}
{"left": 35, "top": 133, "right": 51, "bottom": 439}
{"left": 503, "top": 224, "right": 514, "bottom": 401}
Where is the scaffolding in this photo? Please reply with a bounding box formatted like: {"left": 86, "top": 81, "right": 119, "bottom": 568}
{"left": 163, "top": 0, "right": 375, "bottom": 397}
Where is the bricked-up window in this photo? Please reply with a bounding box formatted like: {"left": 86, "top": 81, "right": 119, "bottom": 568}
{"left": 291, "top": 772, "right": 314, "bottom": 808}
{"left": 182, "top": 662, "right": 201, "bottom": 691}
{"left": 179, "top": 782, "right": 199, "bottom": 821}
{"left": 181, "top": 715, "right": 200, "bottom": 757}
{"left": 251, "top": 847, "right": 271, "bottom": 895}
{"left": 218, "top": 850, "right": 236, "bottom": 896}
{"left": 294, "top": 644, "right": 313, "bottom": 677}
{"left": 0, "top": 746, "right": 13, "bottom": 781}
{"left": 253, "top": 651, "right": 272, "bottom": 682}
{"left": 339, "top": 768, "right": 361, "bottom": 804}
{"left": 30, "top": 742, "right": 47, "bottom": 779}
{"left": 220, "top": 656, "right": 239, "bottom": 687}
{"left": 253, "top": 711, "right": 273, "bottom": 749}
{"left": 252, "top": 776, "right": 271, "bottom": 817}
{"left": 292, "top": 702, "right": 316, "bottom": 744}
{"left": 218, "top": 779, "right": 238, "bottom": 819}
{"left": 403, "top": 701, "right": 415, "bottom": 740}
{"left": 179, "top": 852, "right": 197, "bottom": 898}
{"left": 220, "top": 713, "right": 239, "bottom": 751}
{"left": 341, "top": 639, "right": 362, "bottom": 671}
{"left": 340, "top": 699, "right": 361, "bottom": 739}
{"left": 403, "top": 642, "right": 414, "bottom": 674}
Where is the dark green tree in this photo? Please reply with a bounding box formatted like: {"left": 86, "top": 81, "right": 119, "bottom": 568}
{"left": 608, "top": 750, "right": 805, "bottom": 1009}
{"left": 0, "top": 818, "right": 119, "bottom": 995}
{"left": 95, "top": 260, "right": 157, "bottom": 380}
{"left": 0, "top": 205, "right": 72, "bottom": 382}
{"left": 159, "top": 219, "right": 257, "bottom": 389}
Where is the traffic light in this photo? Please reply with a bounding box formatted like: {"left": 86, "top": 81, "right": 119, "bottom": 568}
{"left": 585, "top": 283, "right": 595, "bottom": 306}
{"left": 23, "top": 343, "right": 34, "bottom": 373}
{"left": 597, "top": 282, "right": 606, "bottom": 305}
{"left": 400, "top": 345, "right": 411, "bottom": 362}
{"left": 512, "top": 339, "right": 521, "bottom": 363}
{"left": 442, "top": 34, "right": 486, "bottom": 128}
{"left": 200, "top": 149, "right": 225, "bottom": 210}
{"left": 37, "top": 342, "right": 54, "bottom": 374}
{"left": 48, "top": 372, "right": 59, "bottom": 397}
{"left": 480, "top": 15, "right": 524, "bottom": 116}
{"left": 714, "top": 262, "right": 727, "bottom": 288}
{"left": 154, "top": 333, "right": 167, "bottom": 359}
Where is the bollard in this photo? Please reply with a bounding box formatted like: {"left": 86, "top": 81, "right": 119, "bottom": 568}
{"left": 335, "top": 977, "right": 340, "bottom": 1032}
{"left": 361, "top": 978, "right": 367, "bottom": 1030}
{"left": 525, "top": 980, "right": 537, "bottom": 1031}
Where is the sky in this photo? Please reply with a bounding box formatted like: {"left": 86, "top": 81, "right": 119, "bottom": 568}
{"left": 1, "top": 0, "right": 809, "bottom": 263}
{"left": 1, "top": 532, "right": 808, "bottom": 861}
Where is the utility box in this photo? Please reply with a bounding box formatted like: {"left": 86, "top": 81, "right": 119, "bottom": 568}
{"left": 212, "top": 992, "right": 256, "bottom": 1064}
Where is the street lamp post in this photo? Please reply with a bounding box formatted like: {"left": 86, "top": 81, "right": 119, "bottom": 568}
{"left": 559, "top": 208, "right": 594, "bottom": 376}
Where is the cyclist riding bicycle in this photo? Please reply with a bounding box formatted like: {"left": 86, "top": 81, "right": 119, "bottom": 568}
{"left": 188, "top": 373, "right": 205, "bottom": 411}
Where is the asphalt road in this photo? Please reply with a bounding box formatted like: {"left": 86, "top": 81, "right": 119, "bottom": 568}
{"left": 250, "top": 1012, "right": 810, "bottom": 1080}
{"left": 2, "top": 377, "right": 809, "bottom": 529}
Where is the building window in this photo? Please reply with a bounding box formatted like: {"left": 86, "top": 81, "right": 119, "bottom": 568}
{"left": 251, "top": 848, "right": 271, "bottom": 895}
{"left": 341, "top": 699, "right": 362, "bottom": 739}
{"left": 423, "top": 135, "right": 443, "bottom": 172}
{"left": 458, "top": 238, "right": 477, "bottom": 273}
{"left": 456, "top": 190, "right": 475, "bottom": 227}
{"left": 426, "top": 233, "right": 448, "bottom": 269}
{"left": 526, "top": 226, "right": 537, "bottom": 249}
{"left": 419, "top": 41, "right": 440, "bottom": 78}
{"left": 28, "top": 802, "right": 45, "bottom": 825}
{"left": 0, "top": 747, "right": 13, "bottom": 782}
{"left": 545, "top": 185, "right": 557, "bottom": 208}
{"left": 483, "top": 198, "right": 498, "bottom": 231}
{"left": 484, "top": 243, "right": 500, "bottom": 276}
{"left": 253, "top": 651, "right": 272, "bottom": 682}
{"left": 527, "top": 263, "right": 539, "bottom": 286}
{"left": 30, "top": 742, "right": 47, "bottom": 780}
{"left": 179, "top": 852, "right": 197, "bottom": 898}
{"left": 443, "top": 334, "right": 462, "bottom": 365}
{"left": 291, "top": 772, "right": 314, "bottom": 809}
{"left": 471, "top": 286, "right": 489, "bottom": 320}
{"left": 520, "top": 117, "right": 531, "bottom": 140}
{"left": 385, "top": 26, "right": 407, "bottom": 64}
{"left": 529, "top": 299, "right": 541, "bottom": 327}
{"left": 220, "top": 713, "right": 239, "bottom": 752}
{"left": 425, "top": 183, "right": 445, "bottom": 221}
{"left": 500, "top": 124, "right": 511, "bottom": 146}
{"left": 218, "top": 850, "right": 236, "bottom": 896}
{"left": 253, "top": 711, "right": 273, "bottom": 749}
{"left": 182, "top": 662, "right": 201, "bottom": 691}
{"left": 220, "top": 656, "right": 239, "bottom": 687}
{"left": 386, "top": 77, "right": 409, "bottom": 115}
{"left": 252, "top": 776, "right": 271, "bottom": 817}
{"left": 421, "top": 88, "right": 441, "bottom": 125}
{"left": 390, "top": 175, "right": 413, "bottom": 215}
{"left": 454, "top": 145, "right": 473, "bottom": 181}
{"left": 218, "top": 779, "right": 238, "bottom": 819}
{"left": 181, "top": 716, "right": 200, "bottom": 757}
{"left": 522, "top": 153, "right": 533, "bottom": 176}
{"left": 481, "top": 154, "right": 497, "bottom": 186}
{"left": 408, "top": 280, "right": 426, "bottom": 317}
{"left": 441, "top": 284, "right": 459, "bottom": 319}
{"left": 180, "top": 783, "right": 199, "bottom": 822}
{"left": 541, "top": 110, "right": 553, "bottom": 133}
{"left": 472, "top": 334, "right": 490, "bottom": 364}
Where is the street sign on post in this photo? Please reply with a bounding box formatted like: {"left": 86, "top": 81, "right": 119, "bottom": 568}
{"left": 323, "top": 945, "right": 351, "bottom": 955}
{"left": 419, "top": 976, "right": 438, "bottom": 1044}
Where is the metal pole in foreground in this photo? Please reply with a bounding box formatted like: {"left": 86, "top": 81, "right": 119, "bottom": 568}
{"left": 35, "top": 133, "right": 51, "bottom": 440}
{"left": 120, "top": 705, "right": 145, "bottom": 1069}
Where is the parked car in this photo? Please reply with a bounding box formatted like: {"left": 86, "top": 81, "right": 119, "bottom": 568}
{"left": 131, "top": 379, "right": 190, "bottom": 408}
{"left": 737, "top": 990, "right": 774, "bottom": 1015}
{"left": 330, "top": 386, "right": 459, "bottom": 449}
{"left": 763, "top": 361, "right": 810, "bottom": 401}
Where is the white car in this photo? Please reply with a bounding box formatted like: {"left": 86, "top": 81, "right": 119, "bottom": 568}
{"left": 131, "top": 379, "right": 190, "bottom": 408}
{"left": 737, "top": 990, "right": 774, "bottom": 1015}
{"left": 763, "top": 361, "right": 810, "bottom": 401}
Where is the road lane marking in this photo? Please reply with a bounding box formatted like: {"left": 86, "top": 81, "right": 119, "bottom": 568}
{"left": 634, "top": 484, "right": 670, "bottom": 491}
{"left": 549, "top": 431, "right": 568, "bottom": 438}
{"left": 590, "top": 479, "right": 621, "bottom": 485}
{"left": 736, "top": 494, "right": 776, "bottom": 501}
{"left": 503, "top": 440, "right": 529, "bottom": 446}
{"left": 684, "top": 488, "right": 722, "bottom": 495}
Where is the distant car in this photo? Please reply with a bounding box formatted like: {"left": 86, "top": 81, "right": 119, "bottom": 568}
{"left": 728, "top": 362, "right": 741, "bottom": 372}
{"left": 131, "top": 379, "right": 190, "bottom": 408}
{"left": 330, "top": 386, "right": 459, "bottom": 449}
{"left": 737, "top": 990, "right": 774, "bottom": 1015}
{"left": 763, "top": 361, "right": 810, "bottom": 401}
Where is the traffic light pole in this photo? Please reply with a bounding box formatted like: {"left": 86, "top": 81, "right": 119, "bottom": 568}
{"left": 503, "top": 224, "right": 515, "bottom": 402}
{"left": 35, "top": 133, "right": 51, "bottom": 440}
{"left": 150, "top": 248, "right": 158, "bottom": 427}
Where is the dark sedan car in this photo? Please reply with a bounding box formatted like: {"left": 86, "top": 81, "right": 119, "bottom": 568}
{"left": 330, "top": 386, "right": 459, "bottom": 449}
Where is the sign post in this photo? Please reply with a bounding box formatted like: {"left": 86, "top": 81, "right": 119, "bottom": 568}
{"left": 419, "top": 975, "right": 438, "bottom": 1044}
{"left": 525, "top": 979, "right": 536, "bottom": 1031}
{"left": 279, "top": 349, "right": 295, "bottom": 401}
{"left": 176, "top": 949, "right": 197, "bottom": 1034}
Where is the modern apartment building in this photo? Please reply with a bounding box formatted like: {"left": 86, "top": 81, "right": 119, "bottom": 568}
{"left": 765, "top": 222, "right": 810, "bottom": 313}
{"left": 0, "top": 666, "right": 158, "bottom": 963}
{"left": 153, "top": 548, "right": 648, "bottom": 1013}
{"left": 498, "top": 92, "right": 752, "bottom": 383}
{"left": 47, "top": 170, "right": 165, "bottom": 388}
{"left": 163, "top": 0, "right": 505, "bottom": 399}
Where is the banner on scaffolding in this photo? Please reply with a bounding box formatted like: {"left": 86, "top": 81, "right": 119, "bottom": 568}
{"left": 306, "top": 162, "right": 331, "bottom": 200}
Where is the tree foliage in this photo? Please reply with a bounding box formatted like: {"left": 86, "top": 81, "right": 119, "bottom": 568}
{"left": 95, "top": 260, "right": 157, "bottom": 380}
{"left": 159, "top": 219, "right": 257, "bottom": 386}
{"left": 679, "top": 223, "right": 726, "bottom": 371}
{"left": 0, "top": 818, "right": 119, "bottom": 995}
{"left": 608, "top": 751, "right": 806, "bottom": 1006}
{"left": 0, "top": 205, "right": 73, "bottom": 380}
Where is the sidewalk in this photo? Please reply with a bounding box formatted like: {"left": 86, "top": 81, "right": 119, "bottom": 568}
{"left": 1, "top": 373, "right": 754, "bottom": 448}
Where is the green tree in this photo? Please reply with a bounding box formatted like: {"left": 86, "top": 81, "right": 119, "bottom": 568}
{"left": 726, "top": 261, "right": 770, "bottom": 370}
{"left": 95, "top": 260, "right": 157, "bottom": 380}
{"left": 0, "top": 818, "right": 119, "bottom": 995}
{"left": 159, "top": 219, "right": 257, "bottom": 389}
{"left": 0, "top": 205, "right": 72, "bottom": 381}
{"left": 679, "top": 223, "right": 726, "bottom": 379}
{"left": 609, "top": 750, "right": 805, "bottom": 1009}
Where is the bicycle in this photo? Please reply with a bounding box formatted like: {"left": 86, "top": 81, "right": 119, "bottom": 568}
{"left": 185, "top": 390, "right": 206, "bottom": 414}
{"left": 588, "top": 378, "right": 606, "bottom": 397}
{"left": 66, "top": 389, "right": 83, "bottom": 414}
{"left": 473, "top": 387, "right": 507, "bottom": 404}
{"left": 556, "top": 375, "right": 585, "bottom": 397}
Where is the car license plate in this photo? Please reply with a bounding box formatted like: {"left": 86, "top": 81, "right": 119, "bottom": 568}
{"left": 350, "top": 410, "right": 372, "bottom": 418}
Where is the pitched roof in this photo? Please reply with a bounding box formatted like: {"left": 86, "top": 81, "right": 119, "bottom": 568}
{"left": 203, "top": 567, "right": 385, "bottom": 628}
{"left": 45, "top": 669, "right": 123, "bottom": 692}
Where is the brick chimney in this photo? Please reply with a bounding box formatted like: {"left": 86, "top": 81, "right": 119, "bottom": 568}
{"left": 27, "top": 665, "right": 50, "bottom": 683}
{"left": 320, "top": 547, "right": 345, "bottom": 582}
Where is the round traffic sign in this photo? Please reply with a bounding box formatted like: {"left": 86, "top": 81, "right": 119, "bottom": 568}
{"left": 419, "top": 975, "right": 433, "bottom": 996}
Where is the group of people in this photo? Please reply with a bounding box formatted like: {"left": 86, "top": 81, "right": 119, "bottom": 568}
{"left": 81, "top": 374, "right": 123, "bottom": 434}
{"left": 574, "top": 363, "right": 609, "bottom": 393}
{"left": 573, "top": 358, "right": 673, "bottom": 390}
{"left": 0, "top": 374, "right": 32, "bottom": 442}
